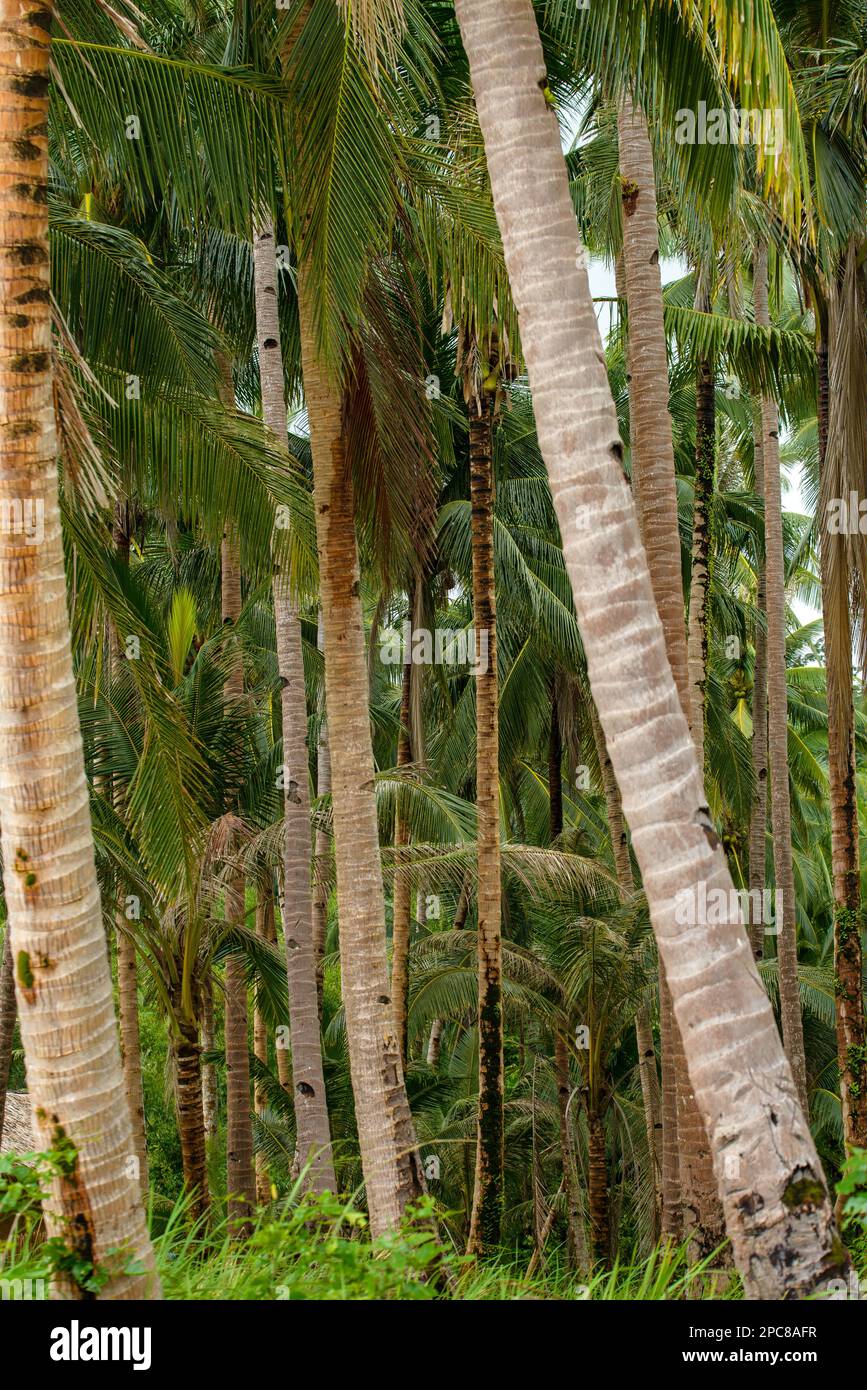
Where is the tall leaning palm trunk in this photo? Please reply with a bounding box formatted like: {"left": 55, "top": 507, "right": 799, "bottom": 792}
{"left": 454, "top": 0, "right": 847, "bottom": 1298}
{"left": 297, "top": 266, "right": 422, "bottom": 1235}
{"left": 467, "top": 388, "right": 504, "bottom": 1255}
{"left": 753, "top": 243, "right": 808, "bottom": 1113}
{"left": 617, "top": 96, "right": 722, "bottom": 1258}
{"left": 0, "top": 0, "right": 158, "bottom": 1297}
{"left": 252, "top": 218, "right": 335, "bottom": 1191}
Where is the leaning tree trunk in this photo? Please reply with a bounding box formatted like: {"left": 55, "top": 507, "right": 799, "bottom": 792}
{"left": 0, "top": 927, "right": 16, "bottom": 1147}
{"left": 221, "top": 536, "right": 256, "bottom": 1234}
{"left": 817, "top": 305, "right": 867, "bottom": 1153}
{"left": 466, "top": 390, "right": 504, "bottom": 1256}
{"left": 754, "top": 242, "right": 809, "bottom": 1114}
{"left": 0, "top": 1, "right": 159, "bottom": 1298}
{"left": 618, "top": 97, "right": 723, "bottom": 1256}
{"left": 297, "top": 265, "right": 422, "bottom": 1235}
{"left": 252, "top": 217, "right": 336, "bottom": 1192}
{"left": 454, "top": 0, "right": 847, "bottom": 1297}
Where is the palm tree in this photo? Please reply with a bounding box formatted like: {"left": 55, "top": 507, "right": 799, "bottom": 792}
{"left": 252, "top": 215, "right": 335, "bottom": 1192}
{"left": 465, "top": 380, "right": 503, "bottom": 1254}
{"left": 0, "top": 0, "right": 158, "bottom": 1298}
{"left": 753, "top": 240, "right": 809, "bottom": 1113}
{"left": 452, "top": 0, "right": 847, "bottom": 1298}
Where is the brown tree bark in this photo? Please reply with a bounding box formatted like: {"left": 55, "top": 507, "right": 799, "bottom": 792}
{"left": 466, "top": 391, "right": 504, "bottom": 1255}
{"left": 754, "top": 242, "right": 809, "bottom": 1113}
{"left": 0, "top": 928, "right": 16, "bottom": 1147}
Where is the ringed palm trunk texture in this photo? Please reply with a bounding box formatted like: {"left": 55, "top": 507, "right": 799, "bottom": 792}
{"left": 252, "top": 217, "right": 335, "bottom": 1192}
{"left": 0, "top": 1, "right": 158, "bottom": 1299}
{"left": 454, "top": 0, "right": 847, "bottom": 1297}
{"left": 687, "top": 307, "right": 715, "bottom": 773}
{"left": 312, "top": 612, "right": 330, "bottom": 1013}
{"left": 555, "top": 1032, "right": 587, "bottom": 1271}
{"left": 200, "top": 972, "right": 218, "bottom": 1141}
{"left": 297, "top": 266, "right": 421, "bottom": 1235}
{"left": 391, "top": 652, "right": 413, "bottom": 1067}
{"left": 0, "top": 926, "right": 17, "bottom": 1146}
{"left": 467, "top": 391, "right": 504, "bottom": 1255}
{"left": 221, "top": 537, "right": 256, "bottom": 1233}
{"left": 754, "top": 244, "right": 809, "bottom": 1115}
{"left": 816, "top": 332, "right": 867, "bottom": 1153}
{"left": 170, "top": 980, "right": 209, "bottom": 1223}
{"left": 747, "top": 409, "right": 769, "bottom": 962}
{"left": 618, "top": 99, "right": 722, "bottom": 1254}
{"left": 254, "top": 893, "right": 272, "bottom": 1204}
{"left": 112, "top": 509, "right": 148, "bottom": 1200}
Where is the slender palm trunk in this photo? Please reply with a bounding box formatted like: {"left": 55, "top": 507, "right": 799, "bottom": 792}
{"left": 548, "top": 679, "right": 563, "bottom": 838}
{"left": 391, "top": 651, "right": 413, "bottom": 1066}
{"left": 0, "top": 2, "right": 158, "bottom": 1297}
{"left": 112, "top": 507, "right": 148, "bottom": 1199}
{"left": 588, "top": 1108, "right": 609, "bottom": 1267}
{"left": 312, "top": 613, "right": 330, "bottom": 1013}
{"left": 817, "top": 321, "right": 867, "bottom": 1152}
{"left": 297, "top": 266, "right": 422, "bottom": 1235}
{"left": 748, "top": 408, "right": 769, "bottom": 961}
{"left": 253, "top": 219, "right": 336, "bottom": 1192}
{"left": 221, "top": 537, "right": 256, "bottom": 1233}
{"left": 171, "top": 981, "right": 209, "bottom": 1224}
{"left": 754, "top": 243, "right": 809, "bottom": 1113}
{"left": 467, "top": 391, "right": 504, "bottom": 1255}
{"left": 555, "top": 1032, "right": 587, "bottom": 1270}
{"left": 455, "top": 0, "right": 846, "bottom": 1296}
{"left": 254, "top": 892, "right": 272, "bottom": 1204}
{"left": 0, "top": 928, "right": 16, "bottom": 1147}
{"left": 687, "top": 292, "right": 715, "bottom": 772}
{"left": 200, "top": 973, "right": 218, "bottom": 1141}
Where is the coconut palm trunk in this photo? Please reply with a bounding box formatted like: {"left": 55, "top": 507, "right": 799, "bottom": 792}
{"left": 0, "top": 927, "right": 16, "bottom": 1147}
{"left": 312, "top": 612, "right": 330, "bottom": 1012}
{"left": 817, "top": 286, "right": 867, "bottom": 1153}
{"left": 747, "top": 407, "right": 769, "bottom": 962}
{"left": 297, "top": 265, "right": 422, "bottom": 1235}
{"left": 221, "top": 536, "right": 256, "bottom": 1233}
{"left": 391, "top": 648, "right": 413, "bottom": 1067}
{"left": 252, "top": 217, "right": 335, "bottom": 1192}
{"left": 617, "top": 97, "right": 723, "bottom": 1254}
{"left": 254, "top": 892, "right": 272, "bottom": 1204}
{"left": 554, "top": 1032, "right": 587, "bottom": 1270}
{"left": 587, "top": 1107, "right": 609, "bottom": 1266}
{"left": 111, "top": 505, "right": 149, "bottom": 1200}
{"left": 466, "top": 389, "right": 504, "bottom": 1255}
{"left": 687, "top": 289, "right": 715, "bottom": 773}
{"left": 454, "top": 0, "right": 847, "bottom": 1297}
{"left": 753, "top": 242, "right": 809, "bottom": 1114}
{"left": 170, "top": 978, "right": 210, "bottom": 1223}
{"left": 200, "top": 972, "right": 218, "bottom": 1141}
{"left": 0, "top": 1, "right": 158, "bottom": 1297}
